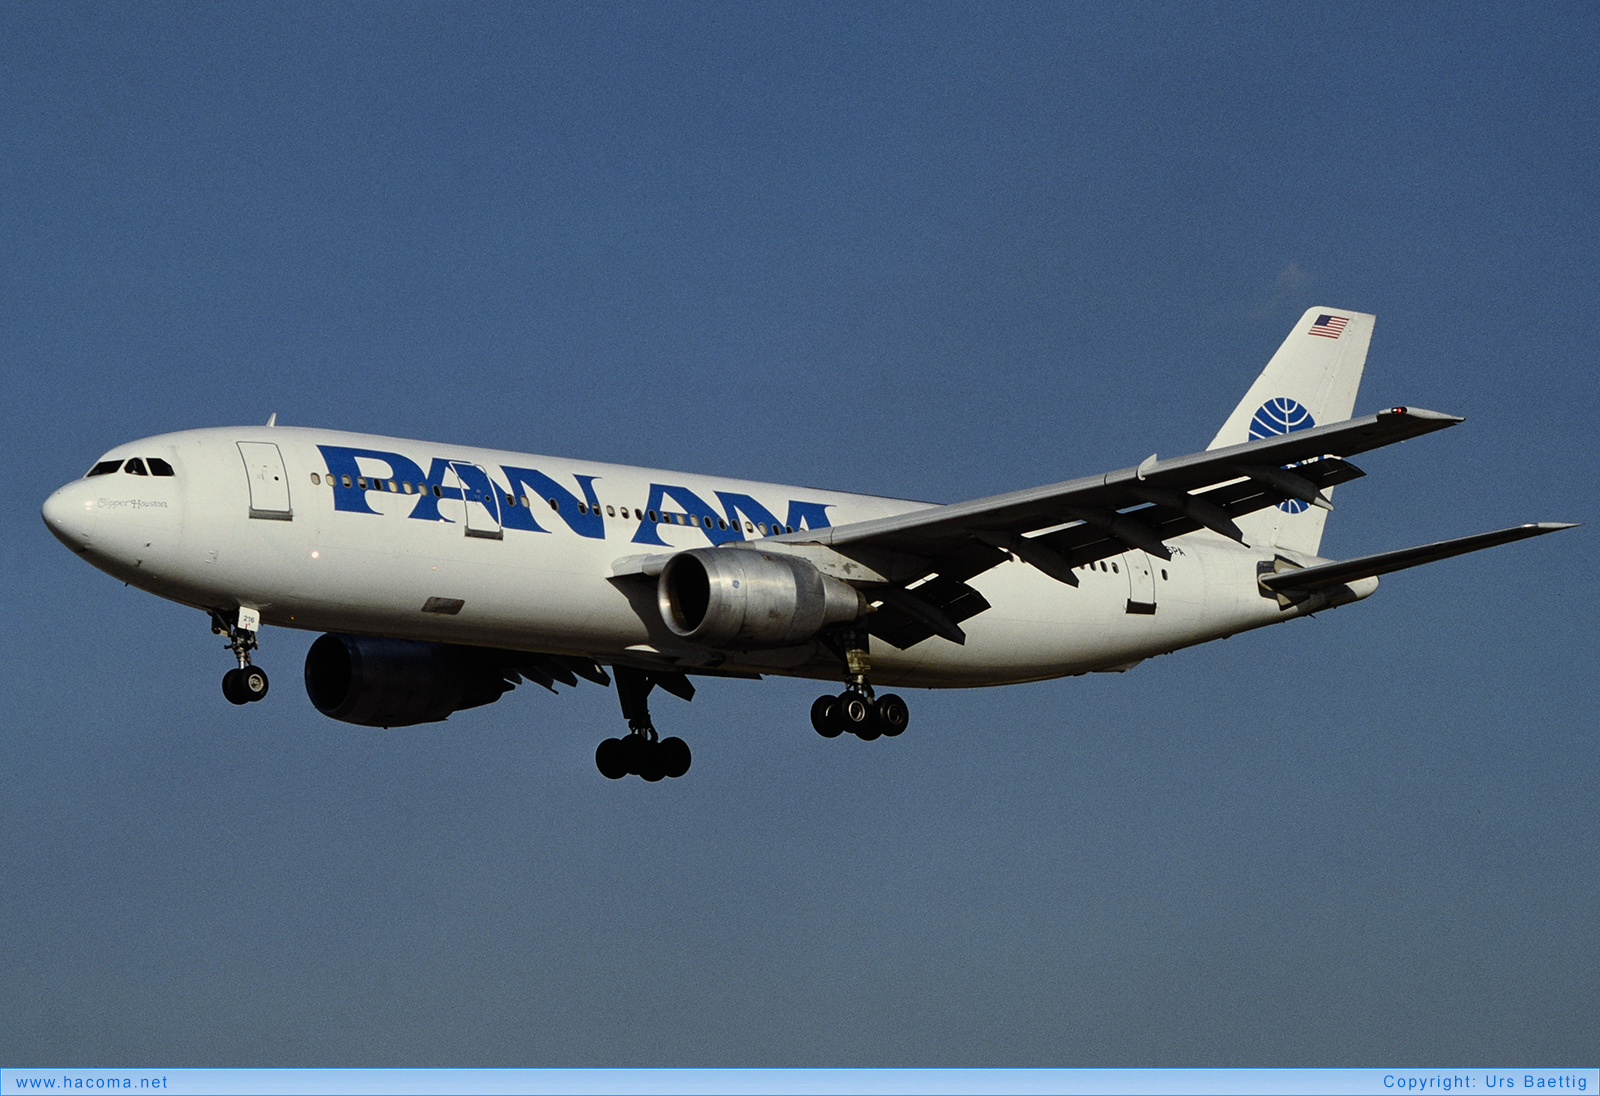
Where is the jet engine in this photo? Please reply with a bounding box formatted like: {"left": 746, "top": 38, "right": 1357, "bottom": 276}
{"left": 304, "top": 633, "right": 514, "bottom": 727}
{"left": 658, "top": 548, "right": 866, "bottom": 649}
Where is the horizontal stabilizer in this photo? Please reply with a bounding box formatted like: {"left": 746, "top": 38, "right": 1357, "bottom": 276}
{"left": 1259, "top": 523, "right": 1578, "bottom": 592}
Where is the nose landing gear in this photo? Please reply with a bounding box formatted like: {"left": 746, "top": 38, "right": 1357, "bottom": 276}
{"left": 211, "top": 607, "right": 269, "bottom": 706}
{"left": 811, "top": 628, "right": 909, "bottom": 740}
{"left": 222, "top": 664, "right": 270, "bottom": 705}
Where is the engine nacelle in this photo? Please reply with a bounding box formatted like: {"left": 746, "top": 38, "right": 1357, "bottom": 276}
{"left": 658, "top": 548, "right": 866, "bottom": 649}
{"left": 304, "top": 634, "right": 513, "bottom": 727}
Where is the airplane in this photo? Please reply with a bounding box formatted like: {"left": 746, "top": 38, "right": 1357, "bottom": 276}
{"left": 41, "top": 307, "right": 1574, "bottom": 782}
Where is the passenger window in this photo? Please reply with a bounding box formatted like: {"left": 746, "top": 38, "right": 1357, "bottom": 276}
{"left": 519, "top": 495, "right": 530, "bottom": 509}
{"left": 606, "top": 505, "right": 615, "bottom": 517}
{"left": 342, "top": 475, "right": 353, "bottom": 488}
{"left": 403, "top": 482, "right": 413, "bottom": 494}
{"left": 549, "top": 498, "right": 559, "bottom": 511}
{"left": 1161, "top": 569, "right": 1168, "bottom": 580}
{"left": 357, "top": 477, "right": 367, "bottom": 489}
{"left": 124, "top": 458, "right": 148, "bottom": 476}
{"left": 785, "top": 526, "right": 794, "bottom": 534}
{"left": 745, "top": 522, "right": 753, "bottom": 533}
{"left": 86, "top": 460, "right": 122, "bottom": 477}
{"left": 578, "top": 502, "right": 588, "bottom": 515}
{"left": 648, "top": 510, "right": 658, "bottom": 522}
{"left": 758, "top": 523, "right": 768, "bottom": 534}
{"left": 310, "top": 473, "right": 321, "bottom": 485}
{"left": 1111, "top": 562, "right": 1119, "bottom": 573}
{"left": 148, "top": 458, "right": 175, "bottom": 476}
{"left": 432, "top": 485, "right": 442, "bottom": 497}
{"left": 717, "top": 518, "right": 728, "bottom": 530}
{"left": 388, "top": 480, "right": 397, "bottom": 492}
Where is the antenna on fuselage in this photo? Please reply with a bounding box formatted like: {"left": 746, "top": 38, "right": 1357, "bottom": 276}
{"left": 266, "top": 413, "right": 277, "bottom": 427}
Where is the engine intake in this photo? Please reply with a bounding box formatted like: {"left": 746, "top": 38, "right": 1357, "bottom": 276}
{"left": 304, "top": 634, "right": 514, "bottom": 727}
{"left": 658, "top": 549, "right": 866, "bottom": 649}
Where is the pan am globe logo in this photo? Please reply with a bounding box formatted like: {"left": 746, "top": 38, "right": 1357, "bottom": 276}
{"left": 1248, "top": 398, "right": 1316, "bottom": 513}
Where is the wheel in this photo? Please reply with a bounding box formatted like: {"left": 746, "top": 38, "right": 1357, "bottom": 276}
{"left": 222, "top": 668, "right": 250, "bottom": 705}
{"left": 659, "top": 737, "right": 692, "bottom": 778}
{"left": 811, "top": 695, "right": 843, "bottom": 738}
{"left": 595, "top": 738, "right": 627, "bottom": 779}
{"left": 637, "top": 740, "right": 666, "bottom": 782}
{"left": 240, "top": 665, "right": 269, "bottom": 702}
{"left": 619, "top": 734, "right": 647, "bottom": 776}
{"left": 838, "top": 693, "right": 877, "bottom": 739}
{"left": 874, "top": 694, "right": 909, "bottom": 736}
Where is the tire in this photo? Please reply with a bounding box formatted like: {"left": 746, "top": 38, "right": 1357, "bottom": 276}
{"left": 619, "top": 734, "right": 646, "bottom": 776}
{"left": 811, "top": 695, "right": 843, "bottom": 738}
{"left": 240, "top": 666, "right": 269, "bottom": 702}
{"left": 839, "top": 693, "right": 877, "bottom": 739}
{"left": 875, "top": 694, "right": 909, "bottom": 736}
{"left": 595, "top": 738, "right": 627, "bottom": 779}
{"left": 659, "top": 737, "right": 692, "bottom": 778}
{"left": 637, "top": 741, "right": 666, "bottom": 782}
{"left": 222, "top": 668, "right": 249, "bottom": 705}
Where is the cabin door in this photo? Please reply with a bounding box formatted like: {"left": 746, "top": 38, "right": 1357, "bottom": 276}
{"left": 1123, "top": 550, "right": 1157, "bottom": 615}
{"left": 448, "top": 461, "right": 504, "bottom": 540}
{"left": 237, "top": 442, "right": 292, "bottom": 520}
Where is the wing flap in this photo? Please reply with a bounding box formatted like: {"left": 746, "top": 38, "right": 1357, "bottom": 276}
{"left": 866, "top": 575, "right": 993, "bottom": 650}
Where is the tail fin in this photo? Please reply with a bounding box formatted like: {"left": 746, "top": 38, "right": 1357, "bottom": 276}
{"left": 1208, "top": 307, "right": 1375, "bottom": 555}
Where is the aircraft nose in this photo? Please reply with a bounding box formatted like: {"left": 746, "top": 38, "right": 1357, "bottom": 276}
{"left": 42, "top": 482, "right": 96, "bottom": 552}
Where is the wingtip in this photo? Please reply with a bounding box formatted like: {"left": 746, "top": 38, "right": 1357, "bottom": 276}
{"left": 1381, "top": 406, "right": 1464, "bottom": 424}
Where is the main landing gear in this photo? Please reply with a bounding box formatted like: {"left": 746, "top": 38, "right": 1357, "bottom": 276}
{"left": 211, "top": 607, "right": 269, "bottom": 706}
{"left": 596, "top": 665, "right": 692, "bottom": 781}
{"left": 811, "top": 628, "right": 909, "bottom": 741}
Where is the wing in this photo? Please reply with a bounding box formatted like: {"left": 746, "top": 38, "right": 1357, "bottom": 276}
{"left": 1257, "top": 523, "right": 1578, "bottom": 594}
{"left": 778, "top": 406, "right": 1463, "bottom": 648}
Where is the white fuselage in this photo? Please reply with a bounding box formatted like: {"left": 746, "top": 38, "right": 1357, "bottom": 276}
{"left": 42, "top": 426, "right": 1376, "bottom": 688}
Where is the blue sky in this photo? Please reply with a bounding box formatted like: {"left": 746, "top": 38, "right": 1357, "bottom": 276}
{"left": 2, "top": 2, "right": 1595, "bottom": 1065}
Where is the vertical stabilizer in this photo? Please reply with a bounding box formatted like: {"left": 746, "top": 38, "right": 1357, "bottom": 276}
{"left": 1209, "top": 308, "right": 1374, "bottom": 555}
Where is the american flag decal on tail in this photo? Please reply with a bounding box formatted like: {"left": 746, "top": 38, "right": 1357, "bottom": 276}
{"left": 1308, "top": 314, "right": 1349, "bottom": 339}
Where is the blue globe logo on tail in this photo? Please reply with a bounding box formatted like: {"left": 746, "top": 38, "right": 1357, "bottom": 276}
{"left": 1248, "top": 398, "right": 1316, "bottom": 513}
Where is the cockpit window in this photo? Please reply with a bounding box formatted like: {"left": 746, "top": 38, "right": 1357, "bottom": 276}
{"left": 86, "top": 460, "right": 121, "bottom": 477}
{"left": 147, "top": 457, "right": 175, "bottom": 476}
{"left": 124, "top": 458, "right": 149, "bottom": 476}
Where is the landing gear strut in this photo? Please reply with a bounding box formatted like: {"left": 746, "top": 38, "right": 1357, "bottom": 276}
{"left": 211, "top": 607, "right": 269, "bottom": 705}
{"left": 811, "top": 627, "right": 908, "bottom": 740}
{"left": 596, "top": 665, "right": 692, "bottom": 781}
